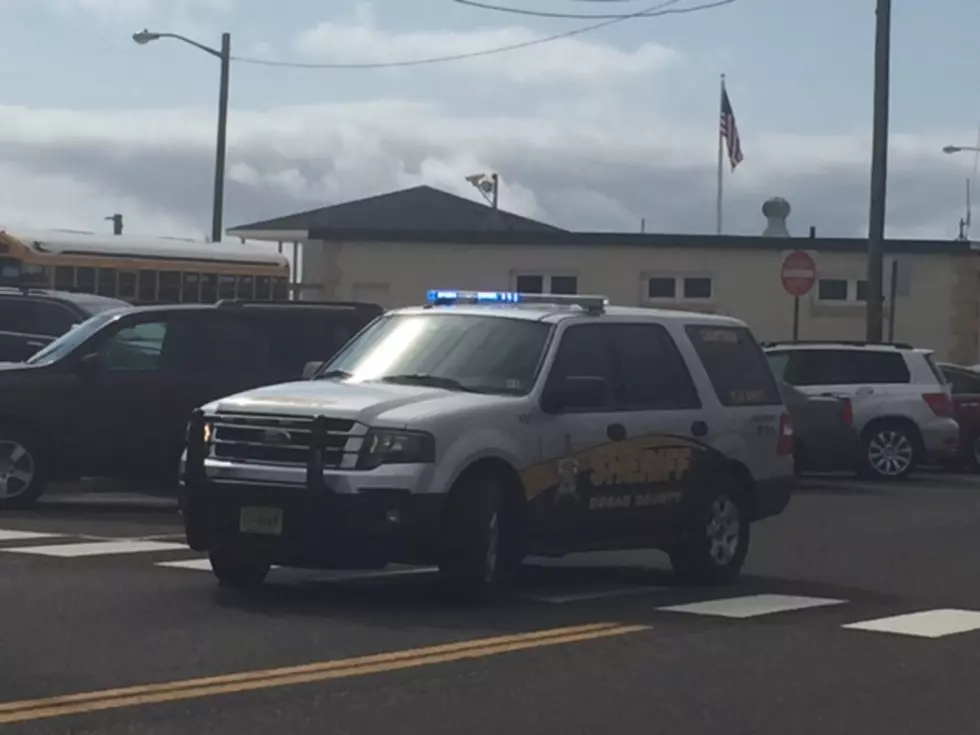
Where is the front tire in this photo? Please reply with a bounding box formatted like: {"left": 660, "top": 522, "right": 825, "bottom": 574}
{"left": 859, "top": 421, "right": 918, "bottom": 480}
{"left": 0, "top": 427, "right": 48, "bottom": 510}
{"left": 209, "top": 547, "right": 270, "bottom": 590}
{"left": 439, "top": 476, "right": 511, "bottom": 604}
{"left": 669, "top": 480, "right": 749, "bottom": 586}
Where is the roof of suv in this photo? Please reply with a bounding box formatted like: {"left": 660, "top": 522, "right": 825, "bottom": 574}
{"left": 394, "top": 302, "right": 748, "bottom": 326}
{"left": 0, "top": 287, "right": 129, "bottom": 312}
{"left": 763, "top": 341, "right": 931, "bottom": 355}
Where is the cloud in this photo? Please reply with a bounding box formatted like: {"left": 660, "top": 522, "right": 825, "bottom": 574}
{"left": 0, "top": 98, "right": 972, "bottom": 244}
{"left": 293, "top": 3, "right": 679, "bottom": 84}
{"left": 30, "top": 0, "right": 232, "bottom": 15}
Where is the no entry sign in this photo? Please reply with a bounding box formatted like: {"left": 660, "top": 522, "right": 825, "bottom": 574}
{"left": 781, "top": 250, "right": 816, "bottom": 297}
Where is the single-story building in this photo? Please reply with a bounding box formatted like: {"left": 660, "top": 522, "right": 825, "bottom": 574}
{"left": 228, "top": 185, "right": 980, "bottom": 364}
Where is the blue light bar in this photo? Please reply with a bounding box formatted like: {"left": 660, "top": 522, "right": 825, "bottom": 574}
{"left": 426, "top": 289, "right": 522, "bottom": 304}
{"left": 424, "top": 289, "right": 608, "bottom": 313}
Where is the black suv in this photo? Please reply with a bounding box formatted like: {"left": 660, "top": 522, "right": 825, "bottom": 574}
{"left": 0, "top": 288, "right": 129, "bottom": 362}
{"left": 0, "top": 299, "right": 383, "bottom": 508}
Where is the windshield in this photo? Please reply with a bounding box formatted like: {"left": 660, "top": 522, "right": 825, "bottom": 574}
{"left": 25, "top": 311, "right": 119, "bottom": 365}
{"left": 320, "top": 313, "right": 552, "bottom": 395}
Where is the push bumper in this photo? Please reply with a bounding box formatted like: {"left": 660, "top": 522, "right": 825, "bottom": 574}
{"left": 181, "top": 410, "right": 445, "bottom": 569}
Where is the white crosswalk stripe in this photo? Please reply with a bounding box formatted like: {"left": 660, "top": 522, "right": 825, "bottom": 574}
{"left": 842, "top": 609, "right": 980, "bottom": 638}
{"left": 657, "top": 593, "right": 848, "bottom": 618}
{"left": 3, "top": 540, "right": 188, "bottom": 558}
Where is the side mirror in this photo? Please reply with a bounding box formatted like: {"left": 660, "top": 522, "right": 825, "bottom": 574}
{"left": 302, "top": 361, "right": 324, "bottom": 379}
{"left": 74, "top": 352, "right": 102, "bottom": 379}
{"left": 541, "top": 375, "right": 608, "bottom": 414}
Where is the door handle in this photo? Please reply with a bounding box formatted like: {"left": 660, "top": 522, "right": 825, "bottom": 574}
{"left": 606, "top": 423, "right": 627, "bottom": 441}
{"left": 856, "top": 387, "right": 875, "bottom": 395}
{"left": 691, "top": 420, "right": 708, "bottom": 438}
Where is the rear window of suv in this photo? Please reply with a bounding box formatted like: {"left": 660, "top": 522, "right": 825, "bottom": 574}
{"left": 773, "top": 348, "right": 911, "bottom": 386}
{"left": 684, "top": 325, "right": 781, "bottom": 406}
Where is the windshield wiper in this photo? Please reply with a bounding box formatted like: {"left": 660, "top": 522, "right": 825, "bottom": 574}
{"left": 380, "top": 374, "right": 470, "bottom": 391}
{"left": 313, "top": 369, "right": 351, "bottom": 380}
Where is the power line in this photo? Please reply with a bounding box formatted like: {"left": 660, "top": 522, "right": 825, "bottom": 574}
{"left": 230, "top": 0, "right": 736, "bottom": 69}
{"left": 450, "top": 0, "right": 733, "bottom": 21}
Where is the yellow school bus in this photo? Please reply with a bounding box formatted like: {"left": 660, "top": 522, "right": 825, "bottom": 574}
{"left": 0, "top": 228, "right": 290, "bottom": 304}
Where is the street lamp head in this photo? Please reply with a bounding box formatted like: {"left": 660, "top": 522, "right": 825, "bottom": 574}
{"left": 943, "top": 145, "right": 962, "bottom": 154}
{"left": 132, "top": 29, "right": 161, "bottom": 45}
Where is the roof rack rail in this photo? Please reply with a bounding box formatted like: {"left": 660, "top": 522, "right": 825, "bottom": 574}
{"left": 424, "top": 289, "right": 607, "bottom": 314}
{"left": 215, "top": 299, "right": 380, "bottom": 310}
{"left": 761, "top": 339, "right": 914, "bottom": 349}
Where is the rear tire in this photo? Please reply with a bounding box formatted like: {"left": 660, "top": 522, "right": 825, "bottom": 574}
{"left": 209, "top": 547, "right": 270, "bottom": 590}
{"left": 859, "top": 421, "right": 918, "bottom": 480}
{"left": 439, "top": 475, "right": 511, "bottom": 604}
{"left": 0, "top": 426, "right": 48, "bottom": 510}
{"left": 669, "top": 479, "right": 749, "bottom": 586}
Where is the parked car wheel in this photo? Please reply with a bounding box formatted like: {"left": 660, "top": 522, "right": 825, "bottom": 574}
{"left": 859, "top": 421, "right": 919, "bottom": 480}
{"left": 0, "top": 426, "right": 48, "bottom": 510}
{"left": 669, "top": 479, "right": 749, "bottom": 586}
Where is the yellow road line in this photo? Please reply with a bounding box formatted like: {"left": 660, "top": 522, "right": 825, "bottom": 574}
{"left": 0, "top": 622, "right": 649, "bottom": 724}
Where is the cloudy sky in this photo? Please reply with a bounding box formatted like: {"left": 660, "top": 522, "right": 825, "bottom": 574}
{"left": 0, "top": 0, "right": 978, "bottom": 240}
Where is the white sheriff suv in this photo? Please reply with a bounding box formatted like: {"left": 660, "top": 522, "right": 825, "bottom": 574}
{"left": 180, "top": 290, "right": 795, "bottom": 602}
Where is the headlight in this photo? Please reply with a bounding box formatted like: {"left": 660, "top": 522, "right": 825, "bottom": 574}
{"left": 357, "top": 429, "right": 435, "bottom": 469}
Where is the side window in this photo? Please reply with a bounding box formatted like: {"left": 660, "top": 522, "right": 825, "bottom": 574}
{"left": 158, "top": 272, "right": 180, "bottom": 302}
{"left": 848, "top": 352, "right": 910, "bottom": 383}
{"left": 0, "top": 299, "right": 75, "bottom": 337}
{"left": 237, "top": 276, "right": 255, "bottom": 299}
{"left": 605, "top": 323, "right": 701, "bottom": 410}
{"left": 265, "top": 315, "right": 360, "bottom": 375}
{"left": 945, "top": 369, "right": 980, "bottom": 395}
{"left": 684, "top": 325, "right": 781, "bottom": 406}
{"left": 97, "top": 268, "right": 117, "bottom": 297}
{"left": 76, "top": 267, "right": 96, "bottom": 293}
{"left": 544, "top": 324, "right": 615, "bottom": 411}
{"left": 200, "top": 274, "right": 218, "bottom": 303}
{"left": 218, "top": 275, "right": 236, "bottom": 300}
{"left": 118, "top": 271, "right": 137, "bottom": 301}
{"left": 181, "top": 273, "right": 201, "bottom": 303}
{"left": 54, "top": 266, "right": 75, "bottom": 291}
{"left": 100, "top": 321, "right": 168, "bottom": 371}
{"left": 205, "top": 316, "right": 274, "bottom": 373}
{"left": 785, "top": 349, "right": 910, "bottom": 386}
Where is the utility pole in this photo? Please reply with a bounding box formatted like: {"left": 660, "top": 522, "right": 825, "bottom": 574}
{"left": 212, "top": 32, "right": 231, "bottom": 243}
{"left": 105, "top": 214, "right": 123, "bottom": 235}
{"left": 866, "top": 0, "right": 891, "bottom": 342}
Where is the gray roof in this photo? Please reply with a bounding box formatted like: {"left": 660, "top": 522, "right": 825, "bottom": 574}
{"left": 228, "top": 185, "right": 565, "bottom": 235}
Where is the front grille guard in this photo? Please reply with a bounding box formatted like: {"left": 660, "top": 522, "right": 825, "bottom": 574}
{"left": 186, "top": 410, "right": 337, "bottom": 494}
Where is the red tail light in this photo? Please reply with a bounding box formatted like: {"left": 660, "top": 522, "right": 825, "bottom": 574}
{"left": 777, "top": 412, "right": 794, "bottom": 455}
{"left": 923, "top": 392, "right": 953, "bottom": 417}
{"left": 840, "top": 397, "right": 854, "bottom": 427}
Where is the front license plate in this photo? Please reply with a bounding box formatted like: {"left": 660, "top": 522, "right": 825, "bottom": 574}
{"left": 239, "top": 506, "right": 283, "bottom": 536}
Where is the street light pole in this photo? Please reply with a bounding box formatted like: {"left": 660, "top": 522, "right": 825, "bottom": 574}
{"left": 133, "top": 29, "right": 231, "bottom": 243}
{"left": 212, "top": 33, "right": 231, "bottom": 244}
{"left": 866, "top": 0, "right": 891, "bottom": 343}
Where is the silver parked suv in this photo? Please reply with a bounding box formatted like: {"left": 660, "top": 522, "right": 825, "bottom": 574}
{"left": 764, "top": 341, "right": 959, "bottom": 479}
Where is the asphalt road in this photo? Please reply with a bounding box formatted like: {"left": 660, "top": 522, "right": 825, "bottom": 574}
{"left": 2, "top": 471, "right": 980, "bottom": 735}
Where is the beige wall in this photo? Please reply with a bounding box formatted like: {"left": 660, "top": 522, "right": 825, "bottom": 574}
{"left": 304, "top": 240, "right": 975, "bottom": 362}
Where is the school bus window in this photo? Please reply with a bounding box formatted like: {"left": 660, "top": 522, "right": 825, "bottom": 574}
{"left": 237, "top": 275, "right": 254, "bottom": 299}
{"left": 256, "top": 276, "right": 271, "bottom": 300}
{"left": 119, "top": 271, "right": 137, "bottom": 300}
{"left": 77, "top": 267, "right": 96, "bottom": 293}
{"left": 137, "top": 271, "right": 157, "bottom": 302}
{"left": 0, "top": 256, "right": 20, "bottom": 285}
{"left": 182, "top": 272, "right": 201, "bottom": 303}
{"left": 158, "top": 271, "right": 180, "bottom": 302}
{"left": 201, "top": 273, "right": 217, "bottom": 303}
{"left": 21, "top": 263, "right": 49, "bottom": 286}
{"left": 97, "top": 268, "right": 117, "bottom": 297}
{"left": 272, "top": 277, "right": 289, "bottom": 300}
{"left": 55, "top": 265, "right": 75, "bottom": 291}
{"left": 218, "top": 274, "right": 236, "bottom": 300}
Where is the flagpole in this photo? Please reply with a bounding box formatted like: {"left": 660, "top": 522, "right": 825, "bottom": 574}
{"left": 716, "top": 74, "right": 725, "bottom": 235}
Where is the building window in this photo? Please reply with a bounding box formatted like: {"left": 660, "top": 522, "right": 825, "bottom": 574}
{"left": 683, "top": 277, "right": 712, "bottom": 300}
{"left": 817, "top": 278, "right": 867, "bottom": 303}
{"left": 648, "top": 277, "right": 675, "bottom": 299}
{"left": 645, "top": 275, "right": 713, "bottom": 302}
{"left": 515, "top": 273, "right": 578, "bottom": 294}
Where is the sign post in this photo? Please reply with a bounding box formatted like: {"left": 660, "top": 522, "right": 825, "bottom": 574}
{"left": 781, "top": 250, "right": 817, "bottom": 342}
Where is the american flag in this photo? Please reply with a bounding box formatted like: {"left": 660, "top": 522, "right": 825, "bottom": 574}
{"left": 720, "top": 86, "right": 743, "bottom": 170}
